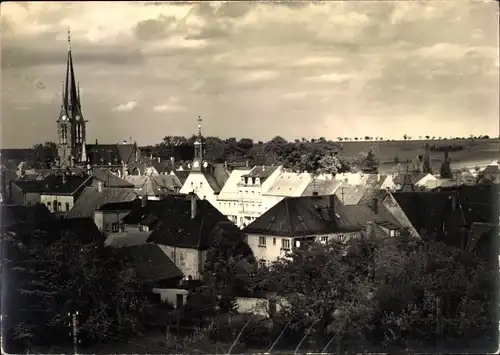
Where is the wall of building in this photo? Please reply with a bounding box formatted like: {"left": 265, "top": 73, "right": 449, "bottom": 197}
{"left": 180, "top": 173, "right": 218, "bottom": 211}
{"left": 415, "top": 174, "right": 438, "bottom": 187}
{"left": 235, "top": 297, "right": 289, "bottom": 317}
{"left": 157, "top": 245, "right": 207, "bottom": 280}
{"left": 93, "top": 210, "right": 130, "bottom": 234}
{"left": 380, "top": 175, "right": 396, "bottom": 190}
{"left": 152, "top": 288, "right": 189, "bottom": 307}
{"left": 40, "top": 194, "right": 74, "bottom": 212}
{"left": 246, "top": 232, "right": 360, "bottom": 264}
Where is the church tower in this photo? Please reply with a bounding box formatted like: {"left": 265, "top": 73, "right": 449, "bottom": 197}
{"left": 57, "top": 29, "right": 87, "bottom": 167}
{"left": 192, "top": 116, "right": 204, "bottom": 172}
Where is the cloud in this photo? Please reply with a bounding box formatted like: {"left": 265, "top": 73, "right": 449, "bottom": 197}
{"left": 1, "top": 1, "right": 498, "bottom": 148}
{"left": 112, "top": 101, "right": 138, "bottom": 112}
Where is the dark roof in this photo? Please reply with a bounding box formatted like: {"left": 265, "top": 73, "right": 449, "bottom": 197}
{"left": 243, "top": 165, "right": 278, "bottom": 180}
{"left": 66, "top": 186, "right": 138, "bottom": 218}
{"left": 86, "top": 143, "right": 143, "bottom": 166}
{"left": 1, "top": 204, "right": 53, "bottom": 233}
{"left": 92, "top": 168, "right": 134, "bottom": 188}
{"left": 145, "top": 194, "right": 234, "bottom": 249}
{"left": 36, "top": 168, "right": 85, "bottom": 178}
{"left": 482, "top": 165, "right": 499, "bottom": 174}
{"left": 243, "top": 194, "right": 400, "bottom": 237}
{"left": 118, "top": 243, "right": 183, "bottom": 282}
{"left": 0, "top": 148, "right": 37, "bottom": 163}
{"left": 41, "top": 174, "right": 91, "bottom": 195}
{"left": 97, "top": 199, "right": 139, "bottom": 211}
{"left": 105, "top": 230, "right": 151, "bottom": 247}
{"left": 11, "top": 179, "right": 43, "bottom": 193}
{"left": 392, "top": 192, "right": 453, "bottom": 236}
{"left": 172, "top": 170, "right": 190, "bottom": 185}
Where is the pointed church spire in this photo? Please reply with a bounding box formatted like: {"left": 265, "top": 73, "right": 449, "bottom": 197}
{"left": 63, "top": 27, "right": 80, "bottom": 117}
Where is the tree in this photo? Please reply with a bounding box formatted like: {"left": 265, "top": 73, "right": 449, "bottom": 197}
{"left": 358, "top": 147, "right": 379, "bottom": 174}
{"left": 203, "top": 224, "right": 255, "bottom": 314}
{"left": 440, "top": 150, "right": 453, "bottom": 178}
{"left": 425, "top": 135, "right": 430, "bottom": 140}
{"left": 4, "top": 228, "right": 151, "bottom": 352}
{"left": 403, "top": 134, "right": 408, "bottom": 141}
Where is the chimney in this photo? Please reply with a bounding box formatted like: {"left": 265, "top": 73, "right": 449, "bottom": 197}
{"left": 95, "top": 138, "right": 98, "bottom": 145}
{"left": 245, "top": 160, "right": 249, "bottom": 168}
{"left": 190, "top": 192, "right": 197, "bottom": 219}
{"left": 97, "top": 180, "right": 103, "bottom": 192}
{"left": 224, "top": 161, "right": 228, "bottom": 170}
{"left": 157, "top": 157, "right": 161, "bottom": 163}
{"left": 262, "top": 165, "right": 266, "bottom": 172}
{"left": 366, "top": 221, "right": 374, "bottom": 238}
{"left": 62, "top": 172, "right": 67, "bottom": 184}
{"left": 141, "top": 195, "right": 147, "bottom": 208}
{"left": 328, "top": 194, "right": 336, "bottom": 230}
{"left": 371, "top": 198, "right": 378, "bottom": 214}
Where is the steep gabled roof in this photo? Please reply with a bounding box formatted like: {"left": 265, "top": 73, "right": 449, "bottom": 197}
{"left": 125, "top": 175, "right": 182, "bottom": 196}
{"left": 117, "top": 243, "right": 183, "bottom": 282}
{"left": 92, "top": 168, "right": 134, "bottom": 188}
{"left": 146, "top": 194, "right": 234, "bottom": 250}
{"left": 41, "top": 174, "right": 91, "bottom": 195}
{"left": 172, "top": 170, "right": 190, "bottom": 185}
{"left": 243, "top": 165, "right": 278, "bottom": 180}
{"left": 66, "top": 186, "right": 138, "bottom": 218}
{"left": 265, "top": 172, "right": 312, "bottom": 196}
{"left": 244, "top": 194, "right": 384, "bottom": 237}
{"left": 301, "top": 178, "right": 342, "bottom": 196}
{"left": 392, "top": 192, "right": 452, "bottom": 236}
{"left": 48, "top": 217, "right": 104, "bottom": 244}
{"left": 334, "top": 184, "right": 369, "bottom": 205}
{"left": 218, "top": 169, "right": 252, "bottom": 199}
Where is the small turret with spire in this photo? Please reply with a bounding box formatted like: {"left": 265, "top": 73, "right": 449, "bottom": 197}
{"left": 192, "top": 116, "right": 204, "bottom": 172}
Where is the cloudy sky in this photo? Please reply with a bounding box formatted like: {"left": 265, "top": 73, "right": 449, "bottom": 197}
{"left": 2, "top": 1, "right": 499, "bottom": 148}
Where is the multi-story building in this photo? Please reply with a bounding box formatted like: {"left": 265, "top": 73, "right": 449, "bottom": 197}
{"left": 235, "top": 165, "right": 282, "bottom": 228}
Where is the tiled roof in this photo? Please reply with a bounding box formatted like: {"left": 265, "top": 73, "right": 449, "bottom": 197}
{"left": 92, "top": 168, "right": 134, "bottom": 188}
{"left": 334, "top": 184, "right": 369, "bottom": 205}
{"left": 243, "top": 165, "right": 279, "bottom": 180}
{"left": 301, "top": 178, "right": 342, "bottom": 196}
{"left": 146, "top": 194, "right": 234, "bottom": 249}
{"left": 357, "top": 187, "right": 389, "bottom": 204}
{"left": 122, "top": 199, "right": 164, "bottom": 227}
{"left": 200, "top": 164, "right": 230, "bottom": 194}
{"left": 243, "top": 194, "right": 397, "bottom": 237}
{"left": 125, "top": 175, "right": 181, "bottom": 196}
{"left": 65, "top": 186, "right": 138, "bottom": 218}
{"left": 116, "top": 243, "right": 184, "bottom": 282}
{"left": 392, "top": 192, "right": 453, "bottom": 237}
{"left": 172, "top": 171, "right": 190, "bottom": 185}
{"left": 105, "top": 230, "right": 151, "bottom": 247}
{"left": 264, "top": 172, "right": 312, "bottom": 196}
{"left": 14, "top": 174, "right": 91, "bottom": 195}
{"left": 35, "top": 168, "right": 85, "bottom": 178}
{"left": 97, "top": 200, "right": 139, "bottom": 211}
{"left": 86, "top": 143, "right": 139, "bottom": 165}
{"left": 218, "top": 169, "right": 252, "bottom": 199}
{"left": 482, "top": 165, "right": 499, "bottom": 174}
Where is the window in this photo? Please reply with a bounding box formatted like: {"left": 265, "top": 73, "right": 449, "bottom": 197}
{"left": 58, "top": 202, "right": 62, "bottom": 211}
{"left": 337, "top": 234, "right": 345, "bottom": 242}
{"left": 258, "top": 237, "right": 266, "bottom": 247}
{"left": 171, "top": 251, "right": 175, "bottom": 259}
{"left": 46, "top": 202, "right": 52, "bottom": 210}
{"left": 179, "top": 253, "right": 185, "bottom": 267}
{"left": 273, "top": 238, "right": 276, "bottom": 246}
{"left": 320, "top": 236, "right": 329, "bottom": 244}
{"left": 281, "top": 239, "right": 291, "bottom": 250}
{"left": 65, "top": 202, "right": 70, "bottom": 211}
{"left": 258, "top": 259, "right": 267, "bottom": 268}
{"left": 191, "top": 181, "right": 194, "bottom": 187}
{"left": 111, "top": 223, "right": 119, "bottom": 232}
{"left": 200, "top": 182, "right": 203, "bottom": 188}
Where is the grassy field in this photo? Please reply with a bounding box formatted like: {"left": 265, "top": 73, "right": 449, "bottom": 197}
{"left": 337, "top": 138, "right": 499, "bottom": 173}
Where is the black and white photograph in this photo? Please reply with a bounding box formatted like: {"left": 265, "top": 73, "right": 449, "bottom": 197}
{"left": 1, "top": 1, "right": 499, "bottom": 353}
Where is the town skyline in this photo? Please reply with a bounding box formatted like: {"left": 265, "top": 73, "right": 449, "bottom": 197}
{"left": 2, "top": 1, "right": 499, "bottom": 148}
